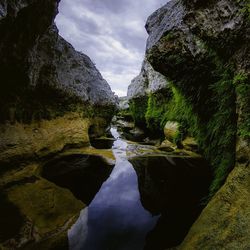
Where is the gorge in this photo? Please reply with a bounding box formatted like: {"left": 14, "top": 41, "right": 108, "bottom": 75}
{"left": 0, "top": 0, "right": 249, "bottom": 250}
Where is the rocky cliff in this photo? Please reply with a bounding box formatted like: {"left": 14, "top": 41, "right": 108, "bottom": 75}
{"left": 0, "top": 0, "right": 117, "bottom": 248}
{"left": 128, "top": 0, "right": 249, "bottom": 248}
{"left": 0, "top": 0, "right": 117, "bottom": 164}
{"left": 127, "top": 59, "right": 171, "bottom": 133}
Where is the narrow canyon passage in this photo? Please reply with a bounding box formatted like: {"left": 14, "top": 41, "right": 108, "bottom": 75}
{"left": 65, "top": 127, "right": 211, "bottom": 250}
{"left": 68, "top": 128, "right": 159, "bottom": 250}
{"left": 1, "top": 1, "right": 248, "bottom": 249}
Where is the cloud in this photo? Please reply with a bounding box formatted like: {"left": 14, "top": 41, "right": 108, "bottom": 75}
{"left": 56, "top": 0, "right": 168, "bottom": 96}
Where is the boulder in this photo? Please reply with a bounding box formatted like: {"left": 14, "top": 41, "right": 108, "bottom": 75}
{"left": 164, "top": 121, "right": 180, "bottom": 142}
{"left": 127, "top": 59, "right": 168, "bottom": 100}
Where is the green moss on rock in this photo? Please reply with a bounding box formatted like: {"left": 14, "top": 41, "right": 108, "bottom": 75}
{"left": 145, "top": 89, "right": 171, "bottom": 134}
{"left": 129, "top": 96, "right": 148, "bottom": 127}
{"left": 233, "top": 72, "right": 250, "bottom": 139}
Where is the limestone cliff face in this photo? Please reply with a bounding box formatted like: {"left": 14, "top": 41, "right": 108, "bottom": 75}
{"left": 128, "top": 59, "right": 168, "bottom": 99}
{"left": 127, "top": 59, "right": 170, "bottom": 131}
{"left": 0, "top": 0, "right": 117, "bottom": 163}
{"left": 140, "top": 0, "right": 250, "bottom": 248}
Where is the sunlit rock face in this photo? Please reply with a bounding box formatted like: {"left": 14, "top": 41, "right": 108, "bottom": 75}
{"left": 0, "top": 0, "right": 117, "bottom": 163}
{"left": 144, "top": 0, "right": 250, "bottom": 248}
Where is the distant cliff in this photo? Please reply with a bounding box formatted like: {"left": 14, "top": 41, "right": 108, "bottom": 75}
{"left": 127, "top": 59, "right": 169, "bottom": 132}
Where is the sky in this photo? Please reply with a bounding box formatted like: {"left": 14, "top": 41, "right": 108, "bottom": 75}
{"left": 56, "top": 0, "right": 168, "bottom": 97}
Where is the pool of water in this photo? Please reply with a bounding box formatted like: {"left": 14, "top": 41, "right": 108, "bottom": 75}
{"left": 0, "top": 194, "right": 24, "bottom": 243}
{"left": 42, "top": 154, "right": 113, "bottom": 205}
{"left": 68, "top": 128, "right": 159, "bottom": 250}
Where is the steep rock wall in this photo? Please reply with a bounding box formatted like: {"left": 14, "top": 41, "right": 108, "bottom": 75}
{"left": 0, "top": 0, "right": 117, "bottom": 164}
{"left": 143, "top": 0, "right": 250, "bottom": 248}
{"left": 127, "top": 59, "right": 170, "bottom": 132}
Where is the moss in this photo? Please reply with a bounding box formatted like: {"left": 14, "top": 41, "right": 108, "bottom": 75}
{"left": 129, "top": 96, "right": 148, "bottom": 127}
{"left": 238, "top": 0, "right": 250, "bottom": 20}
{"left": 233, "top": 72, "right": 250, "bottom": 139}
{"left": 145, "top": 88, "right": 172, "bottom": 135}
{"left": 147, "top": 33, "right": 238, "bottom": 197}
{"left": 145, "top": 84, "right": 198, "bottom": 142}
{"left": 7, "top": 178, "right": 84, "bottom": 235}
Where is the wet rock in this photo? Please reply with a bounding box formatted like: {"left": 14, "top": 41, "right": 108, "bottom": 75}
{"left": 143, "top": 137, "right": 161, "bottom": 146}
{"left": 0, "top": 163, "right": 84, "bottom": 249}
{"left": 129, "top": 127, "right": 145, "bottom": 140}
{"left": 116, "top": 119, "right": 134, "bottom": 130}
{"left": 0, "top": 194, "right": 24, "bottom": 243}
{"left": 0, "top": 113, "right": 91, "bottom": 164}
{"left": 182, "top": 137, "right": 199, "bottom": 153}
{"left": 90, "top": 137, "right": 115, "bottom": 150}
{"left": 180, "top": 162, "right": 250, "bottom": 250}
{"left": 158, "top": 139, "right": 176, "bottom": 152}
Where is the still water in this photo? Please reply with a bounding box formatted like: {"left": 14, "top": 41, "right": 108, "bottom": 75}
{"left": 68, "top": 128, "right": 159, "bottom": 250}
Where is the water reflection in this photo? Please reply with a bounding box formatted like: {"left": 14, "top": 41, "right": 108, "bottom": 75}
{"left": 68, "top": 128, "right": 159, "bottom": 250}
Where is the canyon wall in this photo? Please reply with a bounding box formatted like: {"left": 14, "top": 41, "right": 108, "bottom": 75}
{"left": 0, "top": 1, "right": 116, "bottom": 248}
{"left": 128, "top": 0, "right": 250, "bottom": 248}
{"left": 0, "top": 0, "right": 117, "bottom": 165}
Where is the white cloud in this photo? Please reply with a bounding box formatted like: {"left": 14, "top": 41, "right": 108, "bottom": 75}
{"left": 56, "top": 0, "right": 168, "bottom": 96}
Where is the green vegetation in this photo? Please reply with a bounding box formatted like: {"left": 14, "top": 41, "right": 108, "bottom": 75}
{"left": 233, "top": 72, "right": 250, "bottom": 139}
{"left": 129, "top": 96, "right": 148, "bottom": 127}
{"left": 145, "top": 85, "right": 198, "bottom": 143}
{"left": 132, "top": 32, "right": 242, "bottom": 197}
{"left": 238, "top": 0, "right": 250, "bottom": 19}
{"left": 145, "top": 89, "right": 171, "bottom": 134}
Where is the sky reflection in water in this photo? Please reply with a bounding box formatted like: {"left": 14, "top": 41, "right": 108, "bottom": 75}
{"left": 68, "top": 128, "right": 159, "bottom": 250}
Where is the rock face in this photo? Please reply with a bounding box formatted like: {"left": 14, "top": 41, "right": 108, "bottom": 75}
{"left": 127, "top": 59, "right": 169, "bottom": 131}
{"left": 118, "top": 96, "right": 129, "bottom": 111}
{"left": 0, "top": 0, "right": 117, "bottom": 249}
{"left": 0, "top": 0, "right": 117, "bottom": 164}
{"left": 141, "top": 0, "right": 250, "bottom": 248}
{"left": 128, "top": 59, "right": 168, "bottom": 99}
